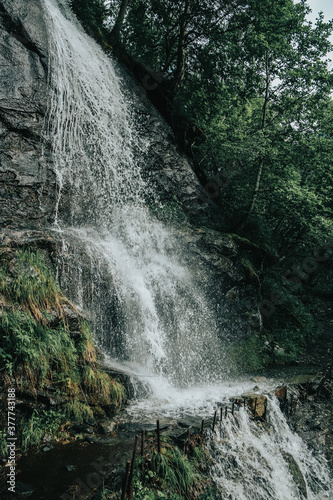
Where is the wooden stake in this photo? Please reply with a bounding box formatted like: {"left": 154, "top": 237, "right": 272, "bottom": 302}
{"left": 232, "top": 403, "right": 235, "bottom": 416}
{"left": 225, "top": 407, "right": 228, "bottom": 418}
{"left": 128, "top": 435, "right": 139, "bottom": 496}
{"left": 141, "top": 429, "right": 145, "bottom": 457}
{"left": 157, "top": 420, "right": 161, "bottom": 454}
{"left": 263, "top": 398, "right": 268, "bottom": 420}
{"left": 212, "top": 410, "right": 217, "bottom": 432}
{"left": 201, "top": 419, "right": 204, "bottom": 435}
{"left": 121, "top": 460, "right": 131, "bottom": 500}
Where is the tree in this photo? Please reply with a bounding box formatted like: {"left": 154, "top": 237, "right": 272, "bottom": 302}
{"left": 109, "top": 0, "right": 129, "bottom": 44}
{"left": 70, "top": 0, "right": 108, "bottom": 39}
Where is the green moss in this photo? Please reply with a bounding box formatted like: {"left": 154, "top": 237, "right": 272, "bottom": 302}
{"left": 150, "top": 196, "right": 188, "bottom": 226}
{"left": 227, "top": 332, "right": 270, "bottom": 372}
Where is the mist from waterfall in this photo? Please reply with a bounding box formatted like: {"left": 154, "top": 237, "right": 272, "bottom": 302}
{"left": 43, "top": 0, "right": 226, "bottom": 388}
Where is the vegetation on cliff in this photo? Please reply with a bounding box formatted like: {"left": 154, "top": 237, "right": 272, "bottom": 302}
{"left": 0, "top": 245, "right": 124, "bottom": 457}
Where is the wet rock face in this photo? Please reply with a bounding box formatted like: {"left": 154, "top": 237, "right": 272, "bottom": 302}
{"left": 0, "top": 0, "right": 57, "bottom": 228}
{"left": 286, "top": 372, "right": 333, "bottom": 478}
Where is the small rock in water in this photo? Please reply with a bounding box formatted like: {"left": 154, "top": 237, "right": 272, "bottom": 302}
{"left": 282, "top": 452, "right": 307, "bottom": 498}
{"left": 64, "top": 464, "right": 76, "bottom": 472}
{"left": 250, "top": 376, "right": 268, "bottom": 383}
{"left": 43, "top": 446, "right": 53, "bottom": 452}
{"left": 98, "top": 420, "right": 116, "bottom": 434}
{"left": 275, "top": 386, "right": 287, "bottom": 401}
{"left": 241, "top": 392, "right": 267, "bottom": 417}
{"left": 85, "top": 435, "right": 98, "bottom": 444}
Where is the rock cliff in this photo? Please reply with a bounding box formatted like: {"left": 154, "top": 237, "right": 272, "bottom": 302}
{"left": 0, "top": 0, "right": 56, "bottom": 228}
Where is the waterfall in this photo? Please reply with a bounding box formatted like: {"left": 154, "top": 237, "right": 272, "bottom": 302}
{"left": 42, "top": 0, "right": 226, "bottom": 388}
{"left": 41, "top": 2, "right": 333, "bottom": 498}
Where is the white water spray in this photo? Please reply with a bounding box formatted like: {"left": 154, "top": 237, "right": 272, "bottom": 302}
{"left": 43, "top": 0, "right": 225, "bottom": 387}
{"left": 207, "top": 397, "right": 332, "bottom": 500}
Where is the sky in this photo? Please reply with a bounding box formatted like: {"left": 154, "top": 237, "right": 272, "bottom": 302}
{"left": 306, "top": 0, "right": 333, "bottom": 64}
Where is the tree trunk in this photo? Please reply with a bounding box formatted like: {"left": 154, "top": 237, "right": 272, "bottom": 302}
{"left": 173, "top": 0, "right": 191, "bottom": 94}
{"left": 110, "top": 0, "right": 129, "bottom": 43}
{"left": 241, "top": 51, "right": 270, "bottom": 226}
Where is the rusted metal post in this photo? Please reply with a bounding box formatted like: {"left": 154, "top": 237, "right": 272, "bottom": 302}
{"left": 128, "top": 485, "right": 133, "bottom": 500}
{"left": 157, "top": 420, "right": 161, "bottom": 454}
{"left": 141, "top": 429, "right": 145, "bottom": 457}
{"left": 121, "top": 460, "right": 131, "bottom": 500}
{"left": 128, "top": 435, "right": 139, "bottom": 496}
{"left": 263, "top": 398, "right": 268, "bottom": 420}
{"left": 306, "top": 379, "right": 309, "bottom": 401}
{"left": 220, "top": 407, "right": 223, "bottom": 422}
{"left": 212, "top": 410, "right": 217, "bottom": 432}
{"left": 201, "top": 419, "right": 204, "bottom": 435}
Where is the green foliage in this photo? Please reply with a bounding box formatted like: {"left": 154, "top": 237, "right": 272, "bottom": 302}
{"left": 0, "top": 308, "right": 76, "bottom": 383}
{"left": 0, "top": 429, "right": 7, "bottom": 458}
{"left": 0, "top": 248, "right": 125, "bottom": 455}
{"left": 132, "top": 439, "right": 214, "bottom": 499}
{"left": 63, "top": 399, "right": 94, "bottom": 425}
{"left": 70, "top": 0, "right": 108, "bottom": 39}
{"left": 0, "top": 248, "right": 63, "bottom": 323}
{"left": 21, "top": 409, "right": 67, "bottom": 452}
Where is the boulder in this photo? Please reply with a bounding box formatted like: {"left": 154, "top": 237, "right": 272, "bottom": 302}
{"left": 241, "top": 392, "right": 267, "bottom": 418}
{"left": 282, "top": 452, "right": 307, "bottom": 498}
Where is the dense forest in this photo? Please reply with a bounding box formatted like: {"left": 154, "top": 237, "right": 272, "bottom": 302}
{"left": 70, "top": 0, "right": 333, "bottom": 367}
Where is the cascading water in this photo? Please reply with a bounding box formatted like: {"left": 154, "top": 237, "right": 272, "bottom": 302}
{"left": 43, "top": 0, "right": 226, "bottom": 388}
{"left": 206, "top": 397, "right": 332, "bottom": 500}
{"left": 42, "top": 1, "right": 333, "bottom": 498}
